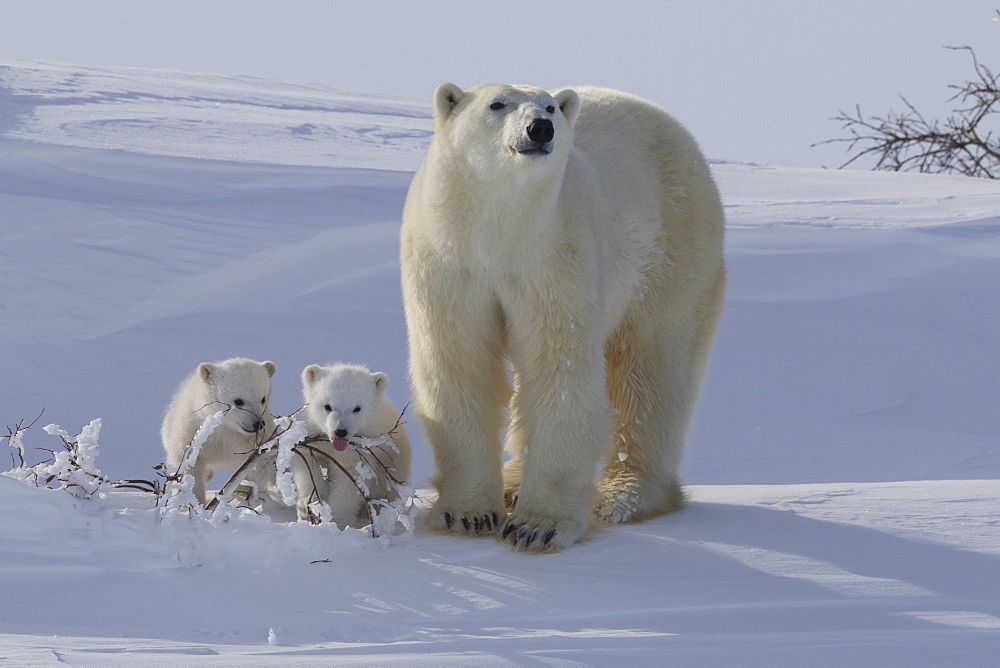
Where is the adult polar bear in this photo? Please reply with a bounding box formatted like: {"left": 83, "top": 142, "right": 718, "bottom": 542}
{"left": 401, "top": 83, "right": 725, "bottom": 552}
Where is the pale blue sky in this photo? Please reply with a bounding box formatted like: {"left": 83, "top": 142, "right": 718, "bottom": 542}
{"left": 1, "top": 0, "right": 997, "bottom": 168}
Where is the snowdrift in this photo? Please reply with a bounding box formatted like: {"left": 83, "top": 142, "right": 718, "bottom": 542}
{"left": 1, "top": 58, "right": 998, "bottom": 665}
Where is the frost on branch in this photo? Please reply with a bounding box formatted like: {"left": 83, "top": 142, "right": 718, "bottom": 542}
{"left": 3, "top": 416, "right": 110, "bottom": 499}
{"left": 197, "top": 409, "right": 416, "bottom": 537}
{"left": 161, "top": 410, "right": 225, "bottom": 516}
{"left": 2, "top": 408, "right": 416, "bottom": 538}
{"left": 274, "top": 416, "right": 305, "bottom": 506}
{"left": 3, "top": 414, "right": 169, "bottom": 500}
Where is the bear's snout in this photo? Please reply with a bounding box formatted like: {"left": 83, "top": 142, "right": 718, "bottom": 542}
{"left": 239, "top": 418, "right": 265, "bottom": 433}
{"left": 334, "top": 428, "right": 348, "bottom": 439}
{"left": 526, "top": 118, "right": 554, "bottom": 144}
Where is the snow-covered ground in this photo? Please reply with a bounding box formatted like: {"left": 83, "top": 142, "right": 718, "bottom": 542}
{"left": 2, "top": 58, "right": 998, "bottom": 665}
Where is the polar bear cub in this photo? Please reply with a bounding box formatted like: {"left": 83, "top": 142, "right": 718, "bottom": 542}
{"left": 295, "top": 363, "right": 411, "bottom": 527}
{"left": 401, "top": 83, "right": 725, "bottom": 552}
{"left": 161, "top": 357, "right": 276, "bottom": 504}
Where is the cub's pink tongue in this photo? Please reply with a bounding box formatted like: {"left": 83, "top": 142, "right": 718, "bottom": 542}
{"left": 331, "top": 437, "right": 350, "bottom": 452}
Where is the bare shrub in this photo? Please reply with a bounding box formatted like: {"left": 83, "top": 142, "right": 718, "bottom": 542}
{"left": 817, "top": 46, "right": 1000, "bottom": 179}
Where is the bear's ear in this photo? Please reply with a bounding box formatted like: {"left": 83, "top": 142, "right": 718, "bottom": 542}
{"left": 262, "top": 361, "right": 276, "bottom": 378}
{"left": 553, "top": 89, "right": 580, "bottom": 128}
{"left": 198, "top": 362, "right": 214, "bottom": 383}
{"left": 433, "top": 82, "right": 464, "bottom": 120}
{"left": 372, "top": 372, "right": 389, "bottom": 391}
{"left": 301, "top": 364, "right": 322, "bottom": 387}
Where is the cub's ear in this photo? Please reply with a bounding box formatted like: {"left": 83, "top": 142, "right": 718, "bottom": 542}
{"left": 433, "top": 82, "right": 464, "bottom": 120}
{"left": 372, "top": 372, "right": 389, "bottom": 391}
{"left": 301, "top": 364, "right": 322, "bottom": 387}
{"left": 553, "top": 89, "right": 580, "bottom": 128}
{"left": 198, "top": 362, "right": 214, "bottom": 382}
{"left": 262, "top": 361, "right": 276, "bottom": 378}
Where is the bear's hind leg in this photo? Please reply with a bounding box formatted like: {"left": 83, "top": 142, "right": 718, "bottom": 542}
{"left": 501, "top": 367, "right": 526, "bottom": 510}
{"left": 597, "top": 266, "right": 725, "bottom": 523}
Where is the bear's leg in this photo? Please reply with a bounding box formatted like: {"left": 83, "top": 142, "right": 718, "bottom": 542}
{"left": 291, "top": 449, "right": 328, "bottom": 522}
{"left": 407, "top": 279, "right": 510, "bottom": 536}
{"left": 597, "top": 265, "right": 726, "bottom": 523}
{"left": 501, "top": 367, "right": 525, "bottom": 508}
{"left": 499, "top": 301, "right": 609, "bottom": 552}
{"left": 327, "top": 472, "right": 369, "bottom": 529}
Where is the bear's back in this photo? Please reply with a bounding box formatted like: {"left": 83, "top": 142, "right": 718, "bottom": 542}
{"left": 569, "top": 87, "right": 706, "bottom": 176}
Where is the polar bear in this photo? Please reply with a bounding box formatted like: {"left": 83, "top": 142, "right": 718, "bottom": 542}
{"left": 161, "top": 357, "right": 277, "bottom": 504}
{"left": 400, "top": 83, "right": 725, "bottom": 552}
{"left": 295, "top": 363, "right": 411, "bottom": 527}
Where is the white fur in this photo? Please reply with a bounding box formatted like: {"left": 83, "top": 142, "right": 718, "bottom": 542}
{"left": 296, "top": 363, "right": 411, "bottom": 527}
{"left": 401, "top": 83, "right": 726, "bottom": 551}
{"left": 161, "top": 357, "right": 276, "bottom": 504}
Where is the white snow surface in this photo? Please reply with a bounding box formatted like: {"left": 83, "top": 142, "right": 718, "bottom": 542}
{"left": 1, "top": 59, "right": 998, "bottom": 665}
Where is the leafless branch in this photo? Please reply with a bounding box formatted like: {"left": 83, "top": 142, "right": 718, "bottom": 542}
{"left": 4, "top": 409, "right": 45, "bottom": 468}
{"left": 816, "top": 46, "right": 1000, "bottom": 178}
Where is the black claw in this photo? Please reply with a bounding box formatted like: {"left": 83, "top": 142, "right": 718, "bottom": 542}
{"left": 543, "top": 528, "right": 558, "bottom": 546}
{"left": 515, "top": 526, "right": 530, "bottom": 544}
{"left": 492, "top": 511, "right": 500, "bottom": 527}
{"left": 461, "top": 516, "right": 471, "bottom": 532}
{"left": 483, "top": 514, "right": 492, "bottom": 531}
{"left": 525, "top": 530, "right": 539, "bottom": 548}
{"left": 443, "top": 512, "right": 453, "bottom": 530}
{"left": 473, "top": 516, "right": 481, "bottom": 532}
{"left": 502, "top": 522, "right": 518, "bottom": 539}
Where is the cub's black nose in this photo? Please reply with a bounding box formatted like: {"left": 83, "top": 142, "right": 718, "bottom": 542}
{"left": 526, "top": 118, "right": 554, "bottom": 144}
{"left": 334, "top": 428, "right": 348, "bottom": 438}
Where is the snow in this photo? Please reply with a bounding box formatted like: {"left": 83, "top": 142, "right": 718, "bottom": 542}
{"left": 1, "top": 58, "right": 998, "bottom": 665}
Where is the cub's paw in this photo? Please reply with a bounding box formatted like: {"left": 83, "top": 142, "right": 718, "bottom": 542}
{"left": 423, "top": 504, "right": 504, "bottom": 537}
{"left": 498, "top": 512, "right": 587, "bottom": 553}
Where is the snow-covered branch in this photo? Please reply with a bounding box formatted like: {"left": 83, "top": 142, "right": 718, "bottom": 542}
{"left": 2, "top": 410, "right": 415, "bottom": 537}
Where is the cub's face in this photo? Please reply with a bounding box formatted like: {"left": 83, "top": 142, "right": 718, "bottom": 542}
{"left": 431, "top": 83, "right": 580, "bottom": 179}
{"left": 199, "top": 358, "right": 276, "bottom": 435}
{"left": 302, "top": 364, "right": 388, "bottom": 452}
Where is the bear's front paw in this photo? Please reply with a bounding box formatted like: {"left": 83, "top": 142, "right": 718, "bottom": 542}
{"left": 498, "top": 512, "right": 587, "bottom": 553}
{"left": 423, "top": 504, "right": 505, "bottom": 537}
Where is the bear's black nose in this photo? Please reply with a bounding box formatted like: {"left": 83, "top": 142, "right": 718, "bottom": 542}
{"left": 252, "top": 420, "right": 264, "bottom": 432}
{"left": 526, "top": 118, "right": 554, "bottom": 144}
{"left": 334, "top": 428, "right": 348, "bottom": 438}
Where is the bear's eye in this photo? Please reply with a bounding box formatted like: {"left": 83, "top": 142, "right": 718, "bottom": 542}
{"left": 234, "top": 398, "right": 245, "bottom": 407}
{"left": 352, "top": 406, "right": 361, "bottom": 413}
{"left": 324, "top": 404, "right": 332, "bottom": 412}
{"left": 546, "top": 105, "right": 555, "bottom": 114}
{"left": 489, "top": 101, "right": 505, "bottom": 111}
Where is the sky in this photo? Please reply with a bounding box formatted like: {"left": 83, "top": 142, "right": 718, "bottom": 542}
{"left": 1, "top": 0, "right": 998, "bottom": 169}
